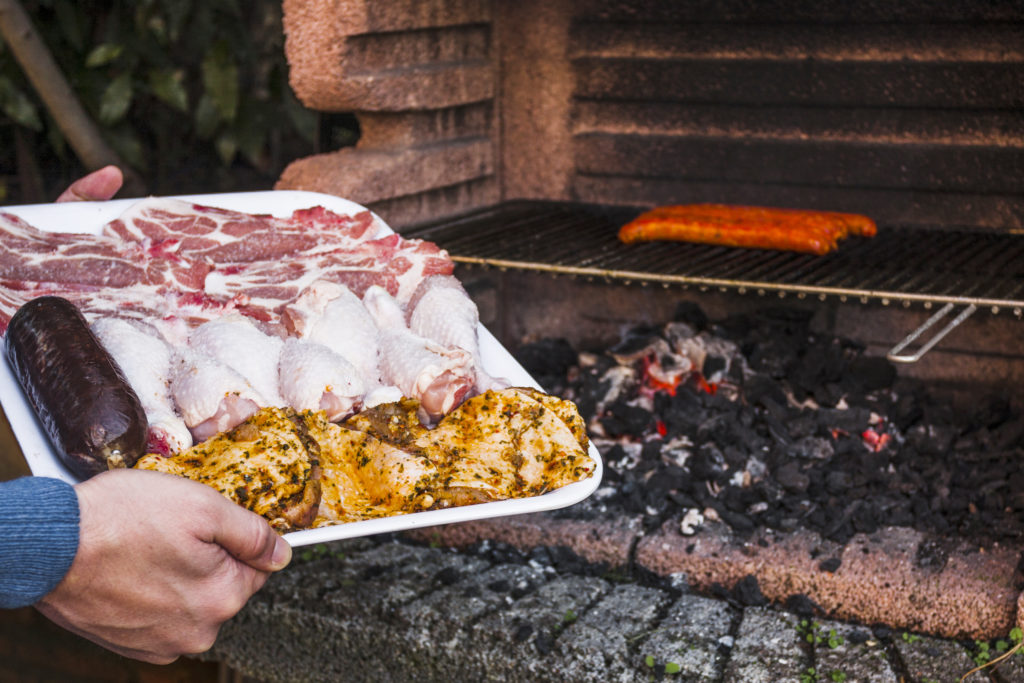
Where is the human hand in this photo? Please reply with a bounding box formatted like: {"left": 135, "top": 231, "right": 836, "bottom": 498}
{"left": 35, "top": 468, "right": 291, "bottom": 664}
{"left": 55, "top": 165, "right": 124, "bottom": 202}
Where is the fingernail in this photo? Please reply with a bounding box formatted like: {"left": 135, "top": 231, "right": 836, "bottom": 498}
{"left": 270, "top": 537, "right": 292, "bottom": 570}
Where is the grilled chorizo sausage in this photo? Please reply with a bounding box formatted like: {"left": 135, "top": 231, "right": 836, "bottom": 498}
{"left": 4, "top": 296, "right": 148, "bottom": 479}
{"left": 618, "top": 204, "right": 876, "bottom": 254}
{"left": 618, "top": 213, "right": 837, "bottom": 255}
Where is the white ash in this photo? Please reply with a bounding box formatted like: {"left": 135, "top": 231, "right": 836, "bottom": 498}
{"left": 679, "top": 508, "right": 704, "bottom": 535}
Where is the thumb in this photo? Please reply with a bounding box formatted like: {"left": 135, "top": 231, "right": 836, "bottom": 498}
{"left": 211, "top": 503, "right": 292, "bottom": 572}
{"left": 56, "top": 165, "right": 124, "bottom": 202}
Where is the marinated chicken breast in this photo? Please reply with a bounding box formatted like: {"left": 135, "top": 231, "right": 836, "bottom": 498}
{"left": 306, "top": 410, "right": 437, "bottom": 524}
{"left": 415, "top": 389, "right": 595, "bottom": 506}
{"left": 137, "top": 389, "right": 595, "bottom": 529}
{"left": 135, "top": 406, "right": 322, "bottom": 530}
{"left": 344, "top": 388, "right": 595, "bottom": 507}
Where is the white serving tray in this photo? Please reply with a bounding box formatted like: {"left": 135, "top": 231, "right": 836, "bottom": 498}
{"left": 0, "top": 190, "right": 602, "bottom": 546}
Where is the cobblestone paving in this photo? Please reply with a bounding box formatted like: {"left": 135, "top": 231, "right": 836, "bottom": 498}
{"left": 208, "top": 537, "right": 1022, "bottom": 683}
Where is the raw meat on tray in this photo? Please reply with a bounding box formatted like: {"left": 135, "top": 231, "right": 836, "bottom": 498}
{"left": 0, "top": 197, "right": 485, "bottom": 453}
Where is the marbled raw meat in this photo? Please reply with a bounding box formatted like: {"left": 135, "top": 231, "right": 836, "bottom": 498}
{"left": 362, "top": 285, "right": 474, "bottom": 421}
{"left": 102, "top": 198, "right": 382, "bottom": 263}
{"left": 0, "top": 211, "right": 148, "bottom": 288}
{"left": 0, "top": 278, "right": 237, "bottom": 340}
{"left": 278, "top": 337, "right": 364, "bottom": 421}
{"left": 202, "top": 233, "right": 454, "bottom": 315}
{"left": 90, "top": 317, "right": 192, "bottom": 455}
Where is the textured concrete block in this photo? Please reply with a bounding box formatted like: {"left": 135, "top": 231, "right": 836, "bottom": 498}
{"left": 640, "top": 593, "right": 735, "bottom": 680}
{"left": 724, "top": 607, "right": 808, "bottom": 683}
{"left": 812, "top": 619, "right": 898, "bottom": 683}
{"left": 553, "top": 583, "right": 671, "bottom": 681}
{"left": 892, "top": 633, "right": 977, "bottom": 683}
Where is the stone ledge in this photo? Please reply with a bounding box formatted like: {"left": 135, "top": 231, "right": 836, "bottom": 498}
{"left": 635, "top": 521, "right": 1021, "bottom": 641}
{"left": 403, "top": 512, "right": 642, "bottom": 568}
{"left": 275, "top": 138, "right": 493, "bottom": 207}
{"left": 410, "top": 510, "right": 1022, "bottom": 641}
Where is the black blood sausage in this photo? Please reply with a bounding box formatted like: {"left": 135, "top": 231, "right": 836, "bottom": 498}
{"left": 3, "top": 296, "right": 148, "bottom": 479}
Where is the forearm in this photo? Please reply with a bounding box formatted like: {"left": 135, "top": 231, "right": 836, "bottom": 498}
{"left": 0, "top": 476, "right": 79, "bottom": 608}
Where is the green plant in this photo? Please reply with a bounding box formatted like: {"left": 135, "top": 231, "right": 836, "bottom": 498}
{"left": 972, "top": 640, "right": 991, "bottom": 667}
{"left": 797, "top": 619, "right": 821, "bottom": 645}
{"left": 1, "top": 0, "right": 319, "bottom": 197}
{"left": 829, "top": 671, "right": 846, "bottom": 683}
{"left": 799, "top": 666, "right": 818, "bottom": 683}
{"left": 825, "top": 628, "right": 844, "bottom": 649}
{"left": 901, "top": 631, "right": 921, "bottom": 644}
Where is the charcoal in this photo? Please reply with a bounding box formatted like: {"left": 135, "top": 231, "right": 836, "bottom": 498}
{"left": 557, "top": 303, "right": 1024, "bottom": 551}
{"left": 696, "top": 413, "right": 733, "bottom": 444}
{"left": 513, "top": 623, "right": 534, "bottom": 642}
{"left": 892, "top": 392, "right": 925, "bottom": 431}
{"left": 915, "top": 538, "right": 949, "bottom": 571}
{"left": 743, "top": 374, "right": 789, "bottom": 408}
{"left": 691, "top": 443, "right": 728, "bottom": 480}
{"left": 847, "top": 355, "right": 897, "bottom": 392}
{"left": 764, "top": 417, "right": 793, "bottom": 447}
{"left": 668, "top": 491, "right": 699, "bottom": 508}
{"left": 661, "top": 465, "right": 690, "bottom": 491}
{"left": 702, "top": 391, "right": 737, "bottom": 412}
{"left": 774, "top": 462, "right": 809, "bottom": 493}
{"left": 672, "top": 301, "right": 709, "bottom": 329}
{"left": 905, "top": 424, "right": 957, "bottom": 454}
{"left": 721, "top": 444, "right": 747, "bottom": 468}
{"left": 786, "top": 413, "right": 818, "bottom": 440}
{"left": 732, "top": 575, "right": 768, "bottom": 606}
{"left": 825, "top": 470, "right": 852, "bottom": 494}
{"left": 817, "top": 382, "right": 846, "bottom": 407}
{"left": 970, "top": 395, "right": 1013, "bottom": 430}
{"left": 533, "top": 631, "right": 553, "bottom": 655}
{"left": 748, "top": 339, "right": 797, "bottom": 377}
{"left": 818, "top": 406, "right": 872, "bottom": 433}
{"left": 818, "top": 557, "right": 841, "bottom": 572}
{"left": 702, "top": 354, "right": 727, "bottom": 378}
{"left": 852, "top": 506, "right": 879, "bottom": 534}
{"left": 784, "top": 593, "right": 822, "bottom": 617}
{"left": 792, "top": 436, "right": 835, "bottom": 461}
{"left": 600, "top": 399, "right": 652, "bottom": 436}
{"left": 515, "top": 337, "right": 578, "bottom": 387}
{"left": 607, "top": 330, "right": 663, "bottom": 362}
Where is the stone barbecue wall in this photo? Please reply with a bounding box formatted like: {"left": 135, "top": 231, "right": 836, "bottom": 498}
{"left": 276, "top": 0, "right": 1023, "bottom": 232}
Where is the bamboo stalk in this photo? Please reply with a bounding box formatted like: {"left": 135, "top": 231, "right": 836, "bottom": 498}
{"left": 0, "top": 0, "right": 146, "bottom": 197}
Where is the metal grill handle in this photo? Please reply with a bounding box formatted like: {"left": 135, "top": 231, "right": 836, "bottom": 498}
{"left": 886, "top": 303, "right": 978, "bottom": 363}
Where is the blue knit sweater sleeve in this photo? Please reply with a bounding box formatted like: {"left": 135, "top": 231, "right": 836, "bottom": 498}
{"left": 0, "top": 477, "right": 80, "bottom": 609}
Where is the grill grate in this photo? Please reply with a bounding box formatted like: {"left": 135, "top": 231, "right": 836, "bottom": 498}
{"left": 408, "top": 201, "right": 1024, "bottom": 315}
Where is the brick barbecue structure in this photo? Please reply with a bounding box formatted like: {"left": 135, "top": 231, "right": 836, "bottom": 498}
{"left": 266, "top": 0, "right": 1024, "bottom": 654}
